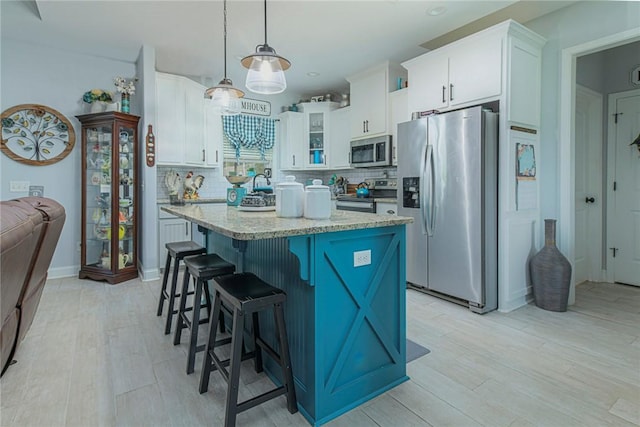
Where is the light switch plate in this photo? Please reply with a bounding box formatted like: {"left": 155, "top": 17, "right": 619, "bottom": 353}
{"left": 9, "top": 180, "right": 30, "bottom": 192}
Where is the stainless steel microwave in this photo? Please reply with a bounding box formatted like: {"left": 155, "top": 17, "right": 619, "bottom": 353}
{"left": 350, "top": 135, "right": 392, "bottom": 167}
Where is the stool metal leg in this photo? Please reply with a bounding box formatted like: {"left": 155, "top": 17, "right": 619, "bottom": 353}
{"left": 274, "top": 302, "right": 298, "bottom": 414}
{"left": 186, "top": 277, "right": 204, "bottom": 374}
{"left": 225, "top": 308, "right": 246, "bottom": 427}
{"left": 157, "top": 253, "right": 172, "bottom": 316}
{"left": 173, "top": 268, "right": 191, "bottom": 344}
{"left": 199, "top": 291, "right": 223, "bottom": 394}
{"left": 164, "top": 256, "right": 182, "bottom": 335}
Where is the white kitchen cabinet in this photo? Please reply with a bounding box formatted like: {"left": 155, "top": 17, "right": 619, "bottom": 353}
{"left": 347, "top": 62, "right": 407, "bottom": 140}
{"left": 184, "top": 79, "right": 206, "bottom": 166}
{"left": 204, "top": 105, "right": 223, "bottom": 168}
{"left": 299, "top": 102, "right": 339, "bottom": 169}
{"left": 156, "top": 73, "right": 185, "bottom": 164}
{"left": 156, "top": 72, "right": 217, "bottom": 168}
{"left": 376, "top": 202, "right": 397, "bottom": 216}
{"left": 389, "top": 88, "right": 409, "bottom": 166}
{"left": 158, "top": 206, "right": 191, "bottom": 268}
{"left": 403, "top": 31, "right": 502, "bottom": 114}
{"left": 328, "top": 107, "right": 351, "bottom": 169}
{"left": 277, "top": 111, "right": 305, "bottom": 170}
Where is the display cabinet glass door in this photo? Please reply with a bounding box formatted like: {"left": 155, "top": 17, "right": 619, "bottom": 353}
{"left": 85, "top": 124, "right": 114, "bottom": 271}
{"left": 116, "top": 125, "right": 135, "bottom": 271}
{"left": 308, "top": 112, "right": 325, "bottom": 166}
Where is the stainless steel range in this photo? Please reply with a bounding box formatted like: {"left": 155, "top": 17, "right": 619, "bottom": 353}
{"left": 336, "top": 178, "right": 397, "bottom": 213}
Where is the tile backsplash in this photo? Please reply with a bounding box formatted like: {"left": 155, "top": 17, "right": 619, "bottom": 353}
{"left": 157, "top": 166, "right": 397, "bottom": 199}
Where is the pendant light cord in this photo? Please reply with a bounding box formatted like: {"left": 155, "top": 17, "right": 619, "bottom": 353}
{"left": 223, "top": 0, "right": 228, "bottom": 78}
{"left": 263, "top": 0, "right": 268, "bottom": 45}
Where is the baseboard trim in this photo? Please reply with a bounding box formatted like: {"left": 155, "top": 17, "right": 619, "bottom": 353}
{"left": 47, "top": 265, "right": 79, "bottom": 279}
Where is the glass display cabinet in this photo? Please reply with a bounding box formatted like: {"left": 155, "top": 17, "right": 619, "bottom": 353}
{"left": 76, "top": 112, "right": 140, "bottom": 284}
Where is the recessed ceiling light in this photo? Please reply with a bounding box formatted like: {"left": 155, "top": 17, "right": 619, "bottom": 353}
{"left": 307, "top": 72, "right": 319, "bottom": 77}
{"left": 427, "top": 6, "right": 447, "bottom": 16}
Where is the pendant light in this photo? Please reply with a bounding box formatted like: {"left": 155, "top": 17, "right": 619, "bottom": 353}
{"left": 241, "top": 0, "right": 290, "bottom": 95}
{"left": 205, "top": 0, "right": 244, "bottom": 115}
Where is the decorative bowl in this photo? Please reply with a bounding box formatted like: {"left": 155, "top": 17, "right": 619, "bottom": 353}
{"left": 225, "top": 175, "right": 251, "bottom": 186}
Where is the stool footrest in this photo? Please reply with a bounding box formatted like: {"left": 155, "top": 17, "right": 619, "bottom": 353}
{"left": 237, "top": 386, "right": 287, "bottom": 414}
{"left": 255, "top": 337, "right": 280, "bottom": 364}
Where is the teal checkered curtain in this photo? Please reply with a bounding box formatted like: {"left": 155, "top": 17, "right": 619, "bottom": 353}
{"left": 222, "top": 115, "right": 275, "bottom": 160}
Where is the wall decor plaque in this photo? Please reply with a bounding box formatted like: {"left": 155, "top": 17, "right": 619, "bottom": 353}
{"left": 1, "top": 104, "right": 76, "bottom": 165}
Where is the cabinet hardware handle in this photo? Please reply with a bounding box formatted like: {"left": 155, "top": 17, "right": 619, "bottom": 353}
{"left": 363, "top": 121, "right": 366, "bottom": 133}
{"left": 185, "top": 222, "right": 189, "bottom": 235}
{"left": 293, "top": 154, "right": 295, "bottom": 166}
{"left": 450, "top": 84, "right": 454, "bottom": 101}
{"left": 202, "top": 149, "right": 205, "bottom": 162}
{"left": 442, "top": 85, "right": 446, "bottom": 103}
{"left": 610, "top": 247, "right": 618, "bottom": 257}
{"left": 387, "top": 210, "right": 395, "bottom": 215}
{"left": 216, "top": 150, "right": 218, "bottom": 163}
{"left": 585, "top": 197, "right": 595, "bottom": 203}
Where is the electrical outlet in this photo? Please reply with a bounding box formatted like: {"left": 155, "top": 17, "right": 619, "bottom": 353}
{"left": 353, "top": 249, "right": 371, "bottom": 267}
{"left": 9, "top": 180, "right": 30, "bottom": 192}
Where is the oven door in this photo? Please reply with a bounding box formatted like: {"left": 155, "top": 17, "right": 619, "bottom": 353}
{"left": 336, "top": 199, "right": 376, "bottom": 213}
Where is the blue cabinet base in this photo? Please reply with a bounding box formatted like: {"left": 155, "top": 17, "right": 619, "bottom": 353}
{"left": 207, "top": 225, "right": 408, "bottom": 426}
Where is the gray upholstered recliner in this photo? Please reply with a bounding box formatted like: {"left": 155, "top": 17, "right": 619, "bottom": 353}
{"left": 0, "top": 197, "right": 65, "bottom": 376}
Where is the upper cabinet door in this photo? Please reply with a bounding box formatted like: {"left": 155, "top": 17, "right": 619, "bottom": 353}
{"left": 184, "top": 80, "right": 206, "bottom": 166}
{"left": 349, "top": 67, "right": 388, "bottom": 139}
{"left": 156, "top": 73, "right": 185, "bottom": 165}
{"left": 329, "top": 106, "right": 351, "bottom": 169}
{"left": 448, "top": 33, "right": 502, "bottom": 107}
{"left": 204, "top": 105, "right": 223, "bottom": 168}
{"left": 405, "top": 53, "right": 449, "bottom": 115}
{"left": 277, "top": 111, "right": 305, "bottom": 170}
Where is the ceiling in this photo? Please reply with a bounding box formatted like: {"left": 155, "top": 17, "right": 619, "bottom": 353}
{"left": 1, "top": 1, "right": 575, "bottom": 98}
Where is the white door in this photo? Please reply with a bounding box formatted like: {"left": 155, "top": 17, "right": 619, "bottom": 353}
{"left": 608, "top": 90, "right": 640, "bottom": 286}
{"left": 574, "top": 85, "right": 603, "bottom": 284}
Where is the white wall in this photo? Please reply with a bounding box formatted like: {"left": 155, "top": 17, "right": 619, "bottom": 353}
{"left": 0, "top": 39, "right": 137, "bottom": 278}
{"left": 525, "top": 0, "right": 640, "bottom": 250}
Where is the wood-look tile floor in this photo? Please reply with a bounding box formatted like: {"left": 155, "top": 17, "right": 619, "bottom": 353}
{"left": 1, "top": 277, "right": 638, "bottom": 426}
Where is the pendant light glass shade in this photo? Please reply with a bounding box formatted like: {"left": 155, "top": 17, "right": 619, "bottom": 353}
{"left": 241, "top": 0, "right": 290, "bottom": 95}
{"left": 205, "top": 0, "right": 244, "bottom": 115}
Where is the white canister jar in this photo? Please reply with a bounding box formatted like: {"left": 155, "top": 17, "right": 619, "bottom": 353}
{"left": 304, "top": 179, "right": 331, "bottom": 220}
{"left": 275, "top": 176, "right": 304, "bottom": 218}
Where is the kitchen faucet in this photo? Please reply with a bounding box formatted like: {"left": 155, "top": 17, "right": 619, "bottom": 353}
{"left": 252, "top": 173, "right": 271, "bottom": 192}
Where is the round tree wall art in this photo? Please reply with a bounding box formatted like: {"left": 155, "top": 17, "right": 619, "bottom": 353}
{"left": 1, "top": 104, "right": 76, "bottom": 165}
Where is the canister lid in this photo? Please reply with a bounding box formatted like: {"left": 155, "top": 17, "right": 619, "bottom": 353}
{"left": 276, "top": 175, "right": 303, "bottom": 188}
{"left": 306, "top": 179, "right": 329, "bottom": 191}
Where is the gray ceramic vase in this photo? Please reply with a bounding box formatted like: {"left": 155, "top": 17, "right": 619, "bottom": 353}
{"left": 529, "top": 219, "right": 572, "bottom": 312}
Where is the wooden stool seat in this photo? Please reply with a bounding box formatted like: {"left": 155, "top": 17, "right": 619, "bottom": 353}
{"left": 157, "top": 241, "right": 207, "bottom": 335}
{"left": 174, "top": 253, "right": 235, "bottom": 374}
{"left": 199, "top": 272, "right": 297, "bottom": 427}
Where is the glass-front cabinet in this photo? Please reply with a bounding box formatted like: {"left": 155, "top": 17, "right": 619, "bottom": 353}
{"left": 76, "top": 112, "right": 140, "bottom": 284}
{"left": 299, "top": 102, "right": 339, "bottom": 169}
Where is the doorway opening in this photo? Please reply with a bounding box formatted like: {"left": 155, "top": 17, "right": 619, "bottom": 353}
{"left": 561, "top": 30, "right": 640, "bottom": 304}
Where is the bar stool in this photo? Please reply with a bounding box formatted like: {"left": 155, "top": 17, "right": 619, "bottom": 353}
{"left": 157, "top": 241, "right": 207, "bottom": 335}
{"left": 174, "top": 253, "right": 235, "bottom": 374}
{"left": 199, "top": 272, "right": 298, "bottom": 427}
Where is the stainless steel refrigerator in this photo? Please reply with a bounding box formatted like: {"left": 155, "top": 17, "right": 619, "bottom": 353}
{"left": 397, "top": 106, "right": 498, "bottom": 313}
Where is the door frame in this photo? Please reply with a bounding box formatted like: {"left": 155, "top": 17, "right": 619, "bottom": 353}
{"left": 559, "top": 28, "right": 640, "bottom": 304}
{"left": 605, "top": 88, "right": 640, "bottom": 283}
{"left": 574, "top": 84, "right": 603, "bottom": 284}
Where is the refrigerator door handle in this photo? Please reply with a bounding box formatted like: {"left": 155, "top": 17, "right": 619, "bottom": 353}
{"left": 425, "top": 145, "right": 435, "bottom": 236}
{"left": 421, "top": 144, "right": 433, "bottom": 235}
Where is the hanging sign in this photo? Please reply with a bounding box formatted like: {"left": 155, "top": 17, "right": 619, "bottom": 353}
{"left": 239, "top": 98, "right": 271, "bottom": 116}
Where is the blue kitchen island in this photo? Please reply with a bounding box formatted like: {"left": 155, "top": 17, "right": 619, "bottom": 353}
{"left": 162, "top": 204, "right": 412, "bottom": 426}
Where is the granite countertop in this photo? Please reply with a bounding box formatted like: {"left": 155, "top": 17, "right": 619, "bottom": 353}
{"left": 162, "top": 204, "right": 412, "bottom": 241}
{"left": 157, "top": 198, "right": 227, "bottom": 205}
